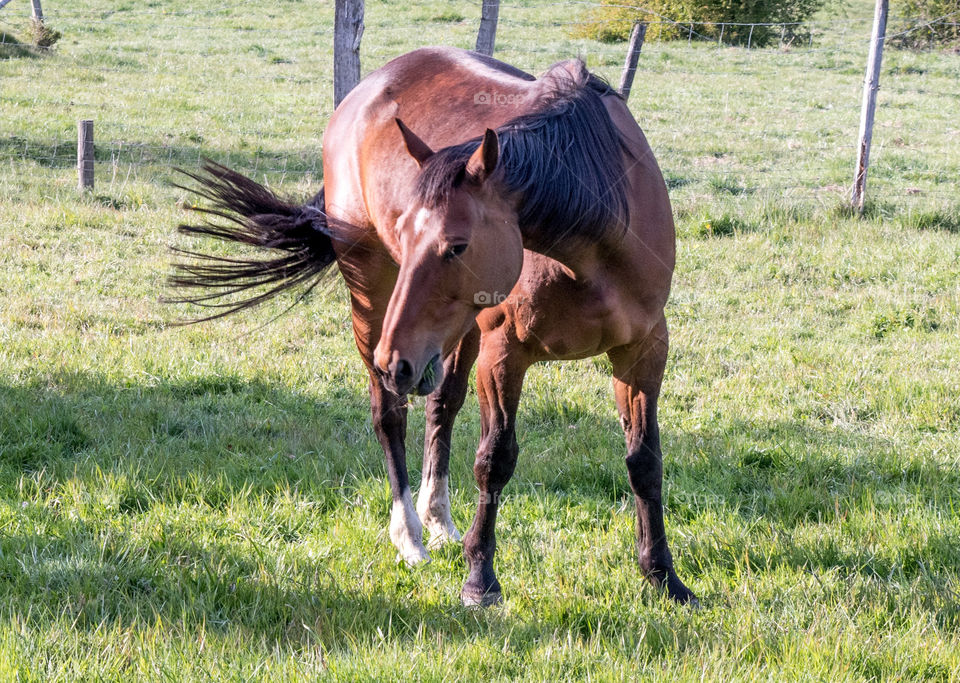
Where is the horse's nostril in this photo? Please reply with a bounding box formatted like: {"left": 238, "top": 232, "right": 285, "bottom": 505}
{"left": 393, "top": 359, "right": 414, "bottom": 384}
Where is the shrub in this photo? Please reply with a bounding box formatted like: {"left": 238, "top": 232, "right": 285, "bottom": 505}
{"left": 571, "top": 0, "right": 825, "bottom": 47}
{"left": 29, "top": 18, "right": 60, "bottom": 49}
{"left": 891, "top": 0, "right": 960, "bottom": 48}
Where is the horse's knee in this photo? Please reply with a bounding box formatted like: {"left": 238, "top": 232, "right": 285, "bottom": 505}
{"left": 426, "top": 336, "right": 477, "bottom": 427}
{"left": 425, "top": 391, "right": 465, "bottom": 430}
{"left": 372, "top": 399, "right": 406, "bottom": 434}
{"left": 474, "top": 432, "right": 518, "bottom": 491}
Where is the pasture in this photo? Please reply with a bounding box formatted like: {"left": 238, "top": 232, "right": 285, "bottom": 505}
{"left": 1, "top": 0, "right": 959, "bottom": 679}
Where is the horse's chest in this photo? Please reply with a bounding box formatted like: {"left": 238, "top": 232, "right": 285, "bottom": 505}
{"left": 512, "top": 274, "right": 636, "bottom": 358}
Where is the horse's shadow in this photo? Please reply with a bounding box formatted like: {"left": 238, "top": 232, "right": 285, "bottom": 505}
{"left": 0, "top": 371, "right": 488, "bottom": 651}
{"left": 514, "top": 396, "right": 960, "bottom": 590}
{"left": 1, "top": 371, "right": 957, "bottom": 652}
{"left": 0, "top": 369, "right": 378, "bottom": 489}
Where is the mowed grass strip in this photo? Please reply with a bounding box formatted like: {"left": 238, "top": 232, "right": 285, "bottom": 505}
{"left": 1, "top": 0, "right": 959, "bottom": 679}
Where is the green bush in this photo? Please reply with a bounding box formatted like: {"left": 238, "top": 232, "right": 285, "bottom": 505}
{"left": 891, "top": 0, "right": 960, "bottom": 48}
{"left": 29, "top": 18, "right": 61, "bottom": 49}
{"left": 571, "top": 0, "right": 825, "bottom": 47}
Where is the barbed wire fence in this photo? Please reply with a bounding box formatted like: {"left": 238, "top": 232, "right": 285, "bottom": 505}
{"left": 1, "top": 0, "right": 958, "bottom": 215}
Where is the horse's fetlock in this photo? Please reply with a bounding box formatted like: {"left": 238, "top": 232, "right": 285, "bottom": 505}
{"left": 637, "top": 545, "right": 673, "bottom": 577}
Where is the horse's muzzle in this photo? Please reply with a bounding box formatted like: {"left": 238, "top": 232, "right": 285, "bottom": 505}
{"left": 414, "top": 353, "right": 444, "bottom": 396}
{"left": 381, "top": 352, "right": 443, "bottom": 396}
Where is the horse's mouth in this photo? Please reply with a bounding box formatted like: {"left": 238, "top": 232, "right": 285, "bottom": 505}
{"left": 413, "top": 354, "right": 443, "bottom": 396}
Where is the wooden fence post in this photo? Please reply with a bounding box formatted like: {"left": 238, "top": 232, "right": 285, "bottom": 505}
{"left": 30, "top": 0, "right": 43, "bottom": 21}
{"left": 475, "top": 0, "right": 500, "bottom": 56}
{"left": 851, "top": 0, "right": 888, "bottom": 213}
{"left": 618, "top": 22, "right": 647, "bottom": 101}
{"left": 78, "top": 119, "right": 94, "bottom": 190}
{"left": 334, "top": 0, "right": 364, "bottom": 109}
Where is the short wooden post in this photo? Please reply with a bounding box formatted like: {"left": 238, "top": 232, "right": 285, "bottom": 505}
{"left": 618, "top": 22, "right": 647, "bottom": 101}
{"left": 475, "top": 0, "right": 500, "bottom": 56}
{"left": 333, "top": 0, "right": 364, "bottom": 109}
{"left": 852, "top": 0, "right": 888, "bottom": 213}
{"left": 78, "top": 119, "right": 94, "bottom": 190}
{"left": 30, "top": 0, "right": 43, "bottom": 21}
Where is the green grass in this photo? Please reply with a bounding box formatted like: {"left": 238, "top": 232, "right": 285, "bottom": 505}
{"left": 1, "top": 0, "right": 959, "bottom": 679}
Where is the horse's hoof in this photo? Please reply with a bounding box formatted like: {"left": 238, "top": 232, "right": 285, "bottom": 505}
{"left": 426, "top": 525, "right": 462, "bottom": 550}
{"left": 396, "top": 546, "right": 431, "bottom": 566}
{"left": 460, "top": 586, "right": 503, "bottom": 607}
{"left": 666, "top": 574, "right": 699, "bottom": 606}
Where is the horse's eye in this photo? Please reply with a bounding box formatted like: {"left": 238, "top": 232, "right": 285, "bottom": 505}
{"left": 443, "top": 243, "right": 468, "bottom": 261}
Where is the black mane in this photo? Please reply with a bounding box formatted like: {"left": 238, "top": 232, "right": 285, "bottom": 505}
{"left": 415, "top": 62, "right": 630, "bottom": 252}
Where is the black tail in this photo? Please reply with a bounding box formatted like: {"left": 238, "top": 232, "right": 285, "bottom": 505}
{"left": 166, "top": 162, "right": 337, "bottom": 323}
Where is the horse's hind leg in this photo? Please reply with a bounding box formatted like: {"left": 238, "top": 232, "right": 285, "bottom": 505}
{"left": 461, "top": 334, "right": 529, "bottom": 606}
{"left": 418, "top": 325, "right": 480, "bottom": 549}
{"left": 608, "top": 319, "right": 698, "bottom": 604}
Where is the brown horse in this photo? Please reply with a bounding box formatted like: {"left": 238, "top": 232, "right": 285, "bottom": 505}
{"left": 169, "top": 46, "right": 696, "bottom": 607}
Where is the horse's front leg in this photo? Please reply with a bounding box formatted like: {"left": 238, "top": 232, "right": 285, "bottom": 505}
{"left": 418, "top": 325, "right": 480, "bottom": 549}
{"left": 608, "top": 319, "right": 697, "bottom": 604}
{"left": 367, "top": 369, "right": 429, "bottom": 565}
{"left": 461, "top": 335, "right": 529, "bottom": 606}
{"left": 342, "top": 242, "right": 430, "bottom": 566}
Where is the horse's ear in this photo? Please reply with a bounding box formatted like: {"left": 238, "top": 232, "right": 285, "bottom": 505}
{"left": 395, "top": 118, "right": 434, "bottom": 167}
{"left": 466, "top": 128, "right": 499, "bottom": 183}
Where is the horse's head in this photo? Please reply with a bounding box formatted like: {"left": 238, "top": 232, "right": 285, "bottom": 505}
{"left": 373, "top": 120, "right": 523, "bottom": 396}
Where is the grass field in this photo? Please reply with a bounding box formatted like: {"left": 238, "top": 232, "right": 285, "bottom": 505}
{"left": 1, "top": 0, "right": 959, "bottom": 679}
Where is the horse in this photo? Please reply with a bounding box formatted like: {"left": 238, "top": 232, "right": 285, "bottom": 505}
{"left": 168, "top": 46, "right": 697, "bottom": 607}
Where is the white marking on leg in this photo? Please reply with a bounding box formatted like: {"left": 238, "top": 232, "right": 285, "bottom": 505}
{"left": 389, "top": 488, "right": 430, "bottom": 565}
{"left": 417, "top": 473, "right": 462, "bottom": 549}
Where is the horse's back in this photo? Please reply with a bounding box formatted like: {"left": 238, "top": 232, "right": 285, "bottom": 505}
{"left": 375, "top": 46, "right": 537, "bottom": 89}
